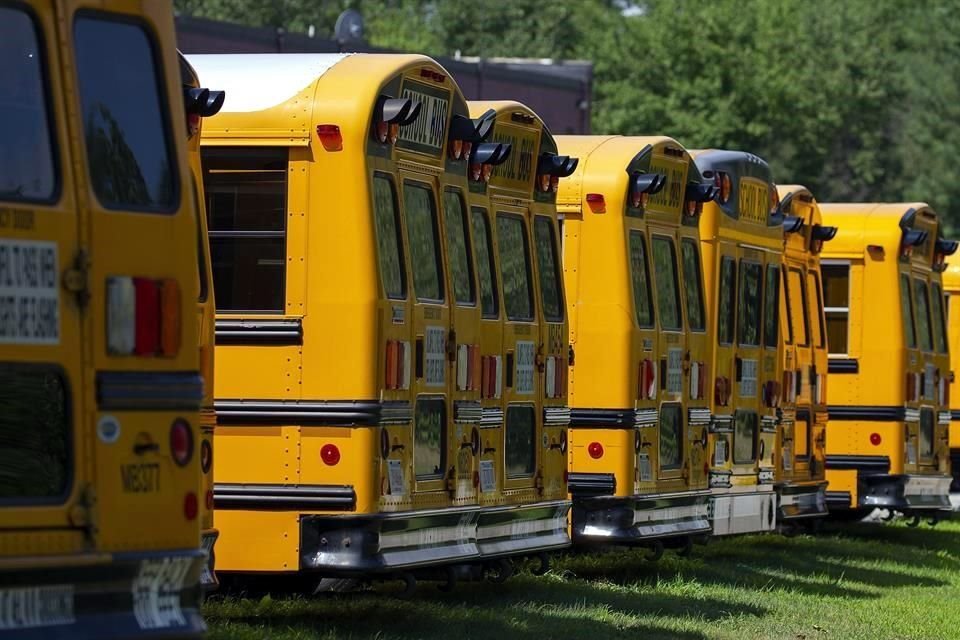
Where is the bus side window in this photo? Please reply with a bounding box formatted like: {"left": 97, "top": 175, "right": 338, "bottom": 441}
{"left": 628, "top": 231, "right": 655, "bottom": 329}
{"left": 470, "top": 208, "right": 498, "bottom": 318}
{"left": 763, "top": 265, "right": 779, "bottom": 349}
{"left": 74, "top": 15, "right": 176, "bottom": 211}
{"left": 932, "top": 283, "right": 948, "bottom": 354}
{"left": 372, "top": 174, "right": 406, "bottom": 300}
{"left": 787, "top": 268, "right": 809, "bottom": 348}
{"left": 403, "top": 182, "right": 444, "bottom": 303}
{"left": 738, "top": 261, "right": 762, "bottom": 347}
{"left": 807, "top": 272, "right": 825, "bottom": 349}
{"left": 203, "top": 148, "right": 288, "bottom": 313}
{"left": 781, "top": 268, "right": 794, "bottom": 345}
{"left": 718, "top": 256, "right": 736, "bottom": 345}
{"left": 900, "top": 273, "right": 917, "bottom": 348}
{"left": 680, "top": 239, "right": 705, "bottom": 332}
{"left": 822, "top": 263, "right": 850, "bottom": 354}
{"left": 0, "top": 6, "right": 57, "bottom": 202}
{"left": 533, "top": 216, "right": 564, "bottom": 322}
{"left": 914, "top": 279, "right": 934, "bottom": 352}
{"left": 442, "top": 189, "right": 475, "bottom": 306}
{"left": 651, "top": 236, "right": 681, "bottom": 331}
{"left": 496, "top": 214, "right": 534, "bottom": 321}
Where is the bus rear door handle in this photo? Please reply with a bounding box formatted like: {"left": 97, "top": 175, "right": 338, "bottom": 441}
{"left": 415, "top": 338, "right": 424, "bottom": 379}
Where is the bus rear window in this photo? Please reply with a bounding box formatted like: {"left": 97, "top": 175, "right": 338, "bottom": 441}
{"left": 900, "top": 273, "right": 917, "bottom": 348}
{"left": 787, "top": 268, "right": 809, "bottom": 347}
{"left": 372, "top": 174, "right": 405, "bottom": 299}
{"left": 628, "top": 231, "right": 654, "bottom": 328}
{"left": 763, "top": 265, "right": 779, "bottom": 349}
{"left": 496, "top": 214, "right": 534, "bottom": 321}
{"left": 74, "top": 15, "right": 175, "bottom": 211}
{"left": 204, "top": 147, "right": 287, "bottom": 312}
{"left": 680, "top": 239, "right": 705, "bottom": 332}
{"left": 738, "top": 261, "right": 762, "bottom": 346}
{"left": 0, "top": 7, "right": 57, "bottom": 202}
{"left": 413, "top": 397, "right": 444, "bottom": 480}
{"left": 505, "top": 405, "right": 536, "bottom": 477}
{"left": 534, "top": 216, "right": 564, "bottom": 322}
{"left": 0, "top": 367, "right": 70, "bottom": 500}
{"left": 932, "top": 283, "right": 948, "bottom": 354}
{"left": 404, "top": 183, "right": 444, "bottom": 302}
{"left": 718, "top": 257, "right": 736, "bottom": 345}
{"left": 442, "top": 189, "right": 474, "bottom": 306}
{"left": 471, "top": 208, "right": 498, "bottom": 318}
{"left": 734, "top": 410, "right": 757, "bottom": 464}
{"left": 807, "top": 272, "right": 825, "bottom": 349}
{"left": 659, "top": 404, "right": 682, "bottom": 471}
{"left": 914, "top": 279, "right": 933, "bottom": 352}
{"left": 651, "top": 236, "right": 681, "bottom": 331}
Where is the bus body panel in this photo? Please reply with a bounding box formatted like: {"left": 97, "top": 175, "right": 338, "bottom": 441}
{"left": 820, "top": 203, "right": 953, "bottom": 515}
{"left": 558, "top": 135, "right": 712, "bottom": 545}
{"left": 692, "top": 150, "right": 783, "bottom": 536}
{"left": 0, "top": 1, "right": 205, "bottom": 636}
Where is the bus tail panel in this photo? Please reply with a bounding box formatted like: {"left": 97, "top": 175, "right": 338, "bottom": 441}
{"left": 0, "top": 549, "right": 205, "bottom": 639}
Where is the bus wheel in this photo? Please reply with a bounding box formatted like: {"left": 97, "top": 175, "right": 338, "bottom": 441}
{"left": 906, "top": 515, "right": 922, "bottom": 528}
{"left": 396, "top": 573, "right": 417, "bottom": 599}
{"left": 644, "top": 541, "right": 664, "bottom": 562}
{"left": 675, "top": 537, "right": 694, "bottom": 557}
{"left": 531, "top": 552, "right": 550, "bottom": 576}
{"left": 927, "top": 517, "right": 941, "bottom": 527}
{"left": 437, "top": 566, "right": 457, "bottom": 592}
{"left": 487, "top": 559, "right": 514, "bottom": 584}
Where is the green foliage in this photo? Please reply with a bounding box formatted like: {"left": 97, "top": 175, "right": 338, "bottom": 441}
{"left": 175, "top": 0, "right": 960, "bottom": 230}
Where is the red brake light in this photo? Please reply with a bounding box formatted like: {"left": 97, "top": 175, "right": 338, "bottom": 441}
{"left": 321, "top": 444, "right": 341, "bottom": 466}
{"left": 550, "top": 175, "right": 560, "bottom": 193}
{"left": 170, "top": 419, "right": 194, "bottom": 467}
{"left": 539, "top": 174, "right": 551, "bottom": 193}
{"left": 482, "top": 164, "right": 494, "bottom": 182}
{"left": 870, "top": 432, "right": 882, "bottom": 446}
{"left": 133, "top": 278, "right": 160, "bottom": 356}
{"left": 470, "top": 163, "right": 482, "bottom": 182}
{"left": 183, "top": 492, "right": 198, "bottom": 521}
{"left": 588, "top": 442, "right": 604, "bottom": 459}
{"left": 449, "top": 139, "right": 464, "bottom": 160}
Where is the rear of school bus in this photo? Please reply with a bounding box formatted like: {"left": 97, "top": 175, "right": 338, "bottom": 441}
{"left": 0, "top": 1, "right": 205, "bottom": 637}
{"left": 820, "top": 204, "right": 954, "bottom": 522}
{"left": 556, "top": 136, "right": 714, "bottom": 551}
{"left": 178, "top": 52, "right": 224, "bottom": 589}
{"left": 775, "top": 186, "right": 833, "bottom": 525}
{"left": 692, "top": 150, "right": 781, "bottom": 536}
{"left": 193, "top": 53, "right": 559, "bottom": 585}
{"left": 945, "top": 263, "right": 960, "bottom": 491}
{"left": 467, "top": 102, "right": 573, "bottom": 564}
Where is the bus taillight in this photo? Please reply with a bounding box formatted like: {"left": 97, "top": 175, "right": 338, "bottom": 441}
{"left": 810, "top": 224, "right": 837, "bottom": 255}
{"left": 629, "top": 172, "right": 666, "bottom": 209}
{"left": 769, "top": 184, "right": 780, "bottom": 215}
{"left": 385, "top": 340, "right": 411, "bottom": 391}
{"left": 170, "top": 419, "right": 194, "bottom": 467}
{"left": 684, "top": 182, "right": 717, "bottom": 218}
{"left": 714, "top": 376, "right": 731, "bottom": 407}
{"left": 107, "top": 276, "right": 181, "bottom": 357}
{"left": 639, "top": 358, "right": 657, "bottom": 400}
{"left": 714, "top": 171, "right": 732, "bottom": 204}
{"left": 469, "top": 142, "right": 510, "bottom": 183}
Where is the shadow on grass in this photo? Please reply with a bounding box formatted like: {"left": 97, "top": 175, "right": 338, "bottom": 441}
{"left": 208, "top": 582, "right": 721, "bottom": 640}
{"left": 558, "top": 526, "right": 949, "bottom": 599}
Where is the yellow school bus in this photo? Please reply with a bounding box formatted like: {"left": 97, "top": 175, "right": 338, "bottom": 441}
{"left": 178, "top": 51, "right": 224, "bottom": 589}
{"left": 776, "top": 185, "right": 834, "bottom": 526}
{"left": 465, "top": 101, "right": 575, "bottom": 571}
{"left": 944, "top": 263, "right": 960, "bottom": 491}
{"left": 192, "top": 52, "right": 569, "bottom": 588}
{"left": 0, "top": 1, "right": 205, "bottom": 636}
{"left": 820, "top": 203, "right": 955, "bottom": 522}
{"left": 556, "top": 135, "right": 715, "bottom": 553}
{"left": 691, "top": 150, "right": 780, "bottom": 536}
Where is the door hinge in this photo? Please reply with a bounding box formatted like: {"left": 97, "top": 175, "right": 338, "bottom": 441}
{"left": 63, "top": 249, "right": 91, "bottom": 308}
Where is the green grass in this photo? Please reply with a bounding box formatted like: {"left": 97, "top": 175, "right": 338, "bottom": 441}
{"left": 204, "top": 519, "right": 960, "bottom": 640}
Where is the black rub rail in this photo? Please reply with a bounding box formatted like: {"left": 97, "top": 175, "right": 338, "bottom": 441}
{"left": 214, "top": 483, "right": 356, "bottom": 511}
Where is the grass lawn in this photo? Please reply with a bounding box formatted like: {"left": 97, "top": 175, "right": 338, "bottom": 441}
{"left": 204, "top": 518, "right": 960, "bottom": 640}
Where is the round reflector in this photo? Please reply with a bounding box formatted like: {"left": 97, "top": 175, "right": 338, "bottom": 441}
{"left": 170, "top": 419, "right": 194, "bottom": 467}
{"left": 200, "top": 439, "right": 213, "bottom": 473}
{"left": 588, "top": 442, "right": 604, "bottom": 459}
{"left": 184, "top": 492, "right": 198, "bottom": 521}
{"left": 870, "top": 433, "right": 882, "bottom": 446}
{"left": 321, "top": 444, "right": 341, "bottom": 466}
